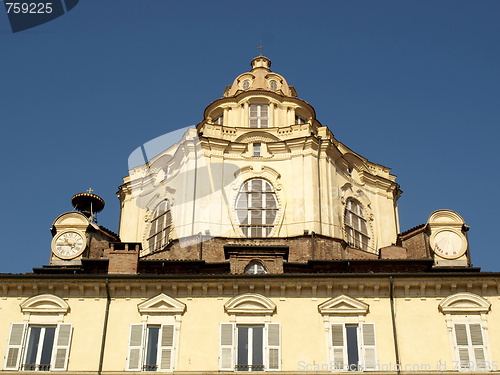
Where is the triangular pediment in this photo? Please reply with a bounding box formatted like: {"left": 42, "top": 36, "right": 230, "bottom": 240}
{"left": 138, "top": 293, "right": 186, "bottom": 315}
{"left": 224, "top": 293, "right": 276, "bottom": 315}
{"left": 318, "top": 295, "right": 369, "bottom": 315}
{"left": 20, "top": 294, "right": 69, "bottom": 315}
{"left": 439, "top": 292, "right": 491, "bottom": 314}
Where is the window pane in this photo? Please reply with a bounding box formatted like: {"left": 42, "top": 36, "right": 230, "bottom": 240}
{"left": 249, "top": 193, "right": 263, "bottom": 208}
{"left": 345, "top": 325, "right": 359, "bottom": 370}
{"left": 251, "top": 227, "right": 261, "bottom": 237}
{"left": 265, "top": 194, "right": 276, "bottom": 208}
{"left": 252, "top": 327, "right": 264, "bottom": 367}
{"left": 145, "top": 327, "right": 160, "bottom": 369}
{"left": 40, "top": 327, "right": 55, "bottom": 366}
{"left": 25, "top": 327, "right": 41, "bottom": 366}
{"left": 237, "top": 327, "right": 248, "bottom": 367}
{"left": 265, "top": 210, "right": 276, "bottom": 225}
{"left": 237, "top": 210, "right": 248, "bottom": 225}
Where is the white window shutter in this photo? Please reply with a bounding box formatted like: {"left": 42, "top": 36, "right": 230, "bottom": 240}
{"left": 454, "top": 323, "right": 470, "bottom": 369}
{"left": 219, "top": 323, "right": 234, "bottom": 371}
{"left": 127, "top": 324, "right": 145, "bottom": 371}
{"left": 51, "top": 324, "right": 73, "bottom": 371}
{"left": 3, "top": 323, "right": 26, "bottom": 370}
{"left": 331, "top": 324, "right": 345, "bottom": 371}
{"left": 361, "top": 323, "right": 377, "bottom": 370}
{"left": 469, "top": 324, "right": 487, "bottom": 369}
{"left": 267, "top": 323, "right": 280, "bottom": 370}
{"left": 158, "top": 324, "right": 175, "bottom": 371}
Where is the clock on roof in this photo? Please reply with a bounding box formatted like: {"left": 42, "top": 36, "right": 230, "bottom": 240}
{"left": 51, "top": 230, "right": 87, "bottom": 259}
{"left": 427, "top": 209, "right": 469, "bottom": 267}
{"left": 430, "top": 229, "right": 467, "bottom": 260}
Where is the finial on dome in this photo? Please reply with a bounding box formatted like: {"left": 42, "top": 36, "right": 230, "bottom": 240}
{"left": 258, "top": 41, "right": 263, "bottom": 56}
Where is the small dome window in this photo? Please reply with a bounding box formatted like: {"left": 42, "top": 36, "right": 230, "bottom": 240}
{"left": 245, "top": 261, "right": 267, "bottom": 274}
{"left": 269, "top": 80, "right": 278, "bottom": 90}
{"left": 242, "top": 80, "right": 251, "bottom": 90}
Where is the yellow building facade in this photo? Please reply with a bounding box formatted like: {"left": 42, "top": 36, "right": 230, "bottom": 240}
{"left": 0, "top": 56, "right": 498, "bottom": 374}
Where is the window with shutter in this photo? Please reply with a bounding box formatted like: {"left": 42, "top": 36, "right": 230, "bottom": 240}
{"left": 127, "top": 324, "right": 176, "bottom": 372}
{"left": 3, "top": 323, "right": 73, "bottom": 372}
{"left": 330, "top": 323, "right": 377, "bottom": 371}
{"left": 219, "top": 323, "right": 280, "bottom": 372}
{"left": 453, "top": 323, "right": 488, "bottom": 370}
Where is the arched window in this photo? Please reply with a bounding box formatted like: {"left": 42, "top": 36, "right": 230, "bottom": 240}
{"left": 235, "top": 178, "right": 278, "bottom": 238}
{"left": 147, "top": 200, "right": 172, "bottom": 252}
{"left": 344, "top": 199, "right": 370, "bottom": 251}
{"left": 245, "top": 261, "right": 267, "bottom": 274}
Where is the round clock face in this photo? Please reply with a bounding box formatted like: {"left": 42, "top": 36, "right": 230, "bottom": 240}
{"left": 432, "top": 230, "right": 466, "bottom": 259}
{"left": 52, "top": 231, "right": 86, "bottom": 259}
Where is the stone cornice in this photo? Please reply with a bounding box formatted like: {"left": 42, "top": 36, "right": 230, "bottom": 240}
{"left": 1, "top": 274, "right": 498, "bottom": 301}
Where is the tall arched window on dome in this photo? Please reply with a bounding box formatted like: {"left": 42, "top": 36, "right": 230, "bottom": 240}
{"left": 249, "top": 104, "right": 268, "bottom": 128}
{"left": 235, "top": 178, "right": 278, "bottom": 238}
{"left": 344, "top": 199, "right": 370, "bottom": 251}
{"left": 147, "top": 200, "right": 172, "bottom": 253}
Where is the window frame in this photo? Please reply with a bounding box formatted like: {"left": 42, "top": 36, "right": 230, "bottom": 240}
{"left": 4, "top": 323, "right": 73, "bottom": 372}
{"left": 344, "top": 199, "right": 370, "bottom": 251}
{"left": 146, "top": 201, "right": 172, "bottom": 253}
{"left": 244, "top": 261, "right": 267, "bottom": 274}
{"left": 253, "top": 143, "right": 261, "bottom": 157}
{"left": 126, "top": 324, "right": 176, "bottom": 372}
{"left": 452, "top": 322, "right": 489, "bottom": 371}
{"left": 235, "top": 178, "right": 279, "bottom": 238}
{"left": 329, "top": 323, "right": 377, "bottom": 372}
{"left": 249, "top": 104, "right": 269, "bottom": 128}
{"left": 219, "top": 323, "right": 281, "bottom": 372}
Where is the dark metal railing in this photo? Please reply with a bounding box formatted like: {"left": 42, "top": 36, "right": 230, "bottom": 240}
{"left": 143, "top": 364, "right": 158, "bottom": 371}
{"left": 235, "top": 364, "right": 265, "bottom": 371}
{"left": 22, "top": 364, "right": 51, "bottom": 371}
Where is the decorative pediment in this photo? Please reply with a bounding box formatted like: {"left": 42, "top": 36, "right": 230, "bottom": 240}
{"left": 137, "top": 293, "right": 186, "bottom": 315}
{"left": 224, "top": 293, "right": 276, "bottom": 315}
{"left": 438, "top": 292, "right": 491, "bottom": 314}
{"left": 20, "top": 294, "right": 69, "bottom": 314}
{"left": 318, "top": 295, "right": 369, "bottom": 315}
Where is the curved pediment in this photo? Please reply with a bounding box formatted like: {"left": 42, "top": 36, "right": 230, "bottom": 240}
{"left": 438, "top": 292, "right": 491, "bottom": 314}
{"left": 318, "top": 295, "right": 369, "bottom": 315}
{"left": 20, "top": 294, "right": 69, "bottom": 314}
{"left": 137, "top": 293, "right": 186, "bottom": 315}
{"left": 224, "top": 293, "right": 276, "bottom": 315}
{"left": 52, "top": 212, "right": 89, "bottom": 228}
{"left": 234, "top": 132, "right": 281, "bottom": 144}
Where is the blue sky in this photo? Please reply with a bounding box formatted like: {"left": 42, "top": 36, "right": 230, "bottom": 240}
{"left": 1, "top": 1, "right": 499, "bottom": 273}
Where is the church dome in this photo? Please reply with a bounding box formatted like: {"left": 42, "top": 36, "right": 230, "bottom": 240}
{"left": 223, "top": 55, "right": 297, "bottom": 98}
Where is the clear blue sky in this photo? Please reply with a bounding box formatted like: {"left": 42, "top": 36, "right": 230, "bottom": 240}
{"left": 1, "top": 1, "right": 499, "bottom": 273}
